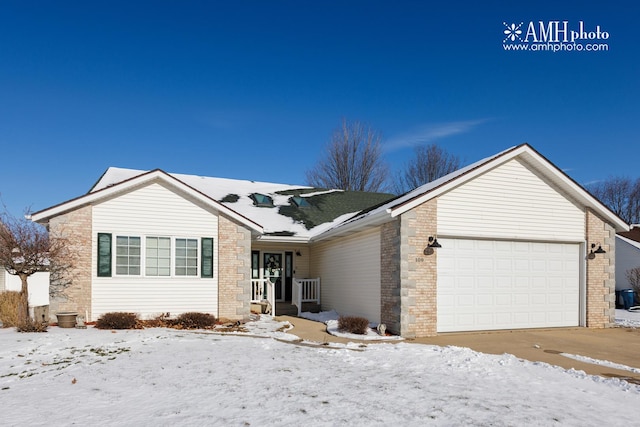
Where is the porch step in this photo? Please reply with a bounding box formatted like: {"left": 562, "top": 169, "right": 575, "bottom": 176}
{"left": 275, "top": 302, "right": 322, "bottom": 317}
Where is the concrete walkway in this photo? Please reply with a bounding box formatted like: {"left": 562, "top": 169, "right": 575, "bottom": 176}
{"left": 278, "top": 315, "right": 640, "bottom": 383}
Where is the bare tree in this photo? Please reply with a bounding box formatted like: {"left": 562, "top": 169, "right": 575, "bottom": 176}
{"left": 0, "top": 209, "right": 73, "bottom": 329}
{"left": 587, "top": 177, "right": 640, "bottom": 224}
{"left": 306, "top": 119, "right": 389, "bottom": 192}
{"left": 393, "top": 144, "right": 462, "bottom": 194}
{"left": 627, "top": 267, "right": 640, "bottom": 298}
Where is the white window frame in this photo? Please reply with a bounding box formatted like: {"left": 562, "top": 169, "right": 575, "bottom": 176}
{"left": 104, "top": 234, "right": 207, "bottom": 278}
{"left": 145, "top": 236, "right": 172, "bottom": 277}
{"left": 174, "top": 237, "right": 199, "bottom": 277}
{"left": 114, "top": 235, "right": 141, "bottom": 276}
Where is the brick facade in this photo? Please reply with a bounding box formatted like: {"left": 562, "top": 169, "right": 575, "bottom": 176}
{"left": 380, "top": 219, "right": 401, "bottom": 334}
{"left": 586, "top": 208, "right": 616, "bottom": 328}
{"left": 398, "top": 199, "right": 438, "bottom": 338}
{"left": 217, "top": 214, "right": 252, "bottom": 321}
{"left": 48, "top": 205, "right": 93, "bottom": 322}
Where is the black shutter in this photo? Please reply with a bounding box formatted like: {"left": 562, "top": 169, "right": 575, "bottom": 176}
{"left": 97, "top": 233, "right": 112, "bottom": 277}
{"left": 201, "top": 237, "right": 214, "bottom": 278}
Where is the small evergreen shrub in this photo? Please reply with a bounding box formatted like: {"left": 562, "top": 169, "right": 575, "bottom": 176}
{"left": 174, "top": 312, "right": 217, "bottom": 329}
{"left": 95, "top": 312, "right": 140, "bottom": 330}
{"left": 338, "top": 315, "right": 370, "bottom": 335}
{"left": 0, "top": 291, "right": 21, "bottom": 328}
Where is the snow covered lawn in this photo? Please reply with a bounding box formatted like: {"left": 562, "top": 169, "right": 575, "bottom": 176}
{"left": 2, "top": 316, "right": 640, "bottom": 426}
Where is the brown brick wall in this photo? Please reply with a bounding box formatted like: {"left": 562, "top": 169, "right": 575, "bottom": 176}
{"left": 217, "top": 214, "right": 251, "bottom": 321}
{"left": 586, "top": 209, "right": 616, "bottom": 328}
{"left": 399, "top": 199, "right": 438, "bottom": 338}
{"left": 380, "top": 219, "right": 401, "bottom": 333}
{"left": 48, "top": 205, "right": 93, "bottom": 322}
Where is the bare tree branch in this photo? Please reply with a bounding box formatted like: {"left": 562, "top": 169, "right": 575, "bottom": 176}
{"left": 587, "top": 177, "right": 640, "bottom": 224}
{"left": 305, "top": 119, "right": 389, "bottom": 192}
{"left": 0, "top": 209, "right": 76, "bottom": 327}
{"left": 393, "top": 144, "right": 462, "bottom": 194}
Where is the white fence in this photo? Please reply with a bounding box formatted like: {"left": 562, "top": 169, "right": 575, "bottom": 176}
{"left": 251, "top": 279, "right": 276, "bottom": 316}
{"left": 292, "top": 278, "right": 320, "bottom": 316}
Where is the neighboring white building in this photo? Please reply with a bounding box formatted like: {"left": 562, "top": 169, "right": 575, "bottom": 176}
{"left": 0, "top": 270, "right": 50, "bottom": 307}
{"left": 615, "top": 234, "right": 640, "bottom": 291}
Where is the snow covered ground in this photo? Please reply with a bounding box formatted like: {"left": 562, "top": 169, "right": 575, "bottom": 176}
{"left": 1, "top": 314, "right": 640, "bottom": 426}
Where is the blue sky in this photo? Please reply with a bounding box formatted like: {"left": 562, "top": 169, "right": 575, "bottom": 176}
{"left": 0, "top": 1, "right": 637, "bottom": 215}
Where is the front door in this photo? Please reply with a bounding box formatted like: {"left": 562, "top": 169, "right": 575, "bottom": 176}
{"left": 263, "top": 252, "right": 284, "bottom": 301}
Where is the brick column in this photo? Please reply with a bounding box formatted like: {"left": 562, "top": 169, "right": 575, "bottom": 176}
{"left": 399, "top": 199, "right": 438, "bottom": 338}
{"left": 585, "top": 209, "right": 616, "bottom": 328}
{"left": 218, "top": 215, "right": 251, "bottom": 321}
{"left": 380, "top": 219, "right": 401, "bottom": 334}
{"left": 48, "top": 205, "right": 93, "bottom": 321}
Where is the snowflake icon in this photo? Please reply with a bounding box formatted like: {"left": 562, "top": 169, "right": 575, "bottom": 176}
{"left": 503, "top": 22, "right": 523, "bottom": 43}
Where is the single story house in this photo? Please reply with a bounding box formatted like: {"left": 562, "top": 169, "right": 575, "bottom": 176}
{"left": 30, "top": 144, "right": 628, "bottom": 337}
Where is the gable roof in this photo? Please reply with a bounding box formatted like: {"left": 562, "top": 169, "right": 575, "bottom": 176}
{"left": 31, "top": 167, "right": 394, "bottom": 241}
{"left": 314, "top": 143, "right": 629, "bottom": 240}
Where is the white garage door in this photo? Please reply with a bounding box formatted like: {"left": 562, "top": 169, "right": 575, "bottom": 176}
{"left": 437, "top": 239, "right": 580, "bottom": 332}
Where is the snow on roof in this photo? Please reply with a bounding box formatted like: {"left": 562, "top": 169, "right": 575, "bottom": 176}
{"left": 91, "top": 167, "right": 386, "bottom": 239}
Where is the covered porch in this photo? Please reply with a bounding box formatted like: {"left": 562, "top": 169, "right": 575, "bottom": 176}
{"left": 251, "top": 277, "right": 321, "bottom": 317}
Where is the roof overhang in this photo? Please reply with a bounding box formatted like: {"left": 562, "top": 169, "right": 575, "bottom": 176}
{"left": 388, "top": 144, "right": 629, "bottom": 232}
{"left": 313, "top": 144, "right": 629, "bottom": 240}
{"left": 30, "top": 169, "right": 264, "bottom": 234}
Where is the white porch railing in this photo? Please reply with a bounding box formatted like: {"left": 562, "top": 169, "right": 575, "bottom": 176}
{"left": 251, "top": 278, "right": 276, "bottom": 316}
{"left": 292, "top": 277, "right": 320, "bottom": 316}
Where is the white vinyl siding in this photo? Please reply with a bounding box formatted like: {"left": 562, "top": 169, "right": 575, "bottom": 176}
{"left": 310, "top": 227, "right": 381, "bottom": 323}
{"left": 92, "top": 181, "right": 218, "bottom": 320}
{"left": 437, "top": 238, "right": 580, "bottom": 332}
{"left": 615, "top": 236, "right": 640, "bottom": 291}
{"left": 438, "top": 158, "right": 584, "bottom": 242}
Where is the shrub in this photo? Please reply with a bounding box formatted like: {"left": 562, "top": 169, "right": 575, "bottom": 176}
{"left": 0, "top": 291, "right": 21, "bottom": 328}
{"left": 174, "top": 312, "right": 217, "bottom": 329}
{"left": 95, "top": 312, "right": 140, "bottom": 330}
{"left": 338, "top": 315, "right": 370, "bottom": 335}
{"left": 17, "top": 317, "right": 48, "bottom": 333}
{"left": 141, "top": 313, "right": 173, "bottom": 328}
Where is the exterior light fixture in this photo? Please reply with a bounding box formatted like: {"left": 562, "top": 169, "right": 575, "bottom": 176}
{"left": 295, "top": 250, "right": 302, "bottom": 256}
{"left": 427, "top": 236, "right": 442, "bottom": 248}
{"left": 590, "top": 243, "right": 606, "bottom": 255}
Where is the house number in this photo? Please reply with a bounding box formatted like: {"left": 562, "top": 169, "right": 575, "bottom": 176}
{"left": 415, "top": 257, "right": 425, "bottom": 262}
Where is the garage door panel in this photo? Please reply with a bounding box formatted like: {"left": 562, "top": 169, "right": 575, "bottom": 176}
{"left": 437, "top": 238, "right": 580, "bottom": 332}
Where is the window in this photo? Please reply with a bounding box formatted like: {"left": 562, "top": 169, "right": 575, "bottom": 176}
{"left": 201, "top": 238, "right": 214, "bottom": 278}
{"left": 146, "top": 237, "right": 171, "bottom": 276}
{"left": 97, "top": 233, "right": 215, "bottom": 278}
{"left": 250, "top": 193, "right": 274, "bottom": 207}
{"left": 116, "top": 236, "right": 141, "bottom": 275}
{"left": 291, "top": 196, "right": 311, "bottom": 208}
{"left": 175, "top": 238, "right": 198, "bottom": 276}
{"left": 97, "top": 233, "right": 112, "bottom": 277}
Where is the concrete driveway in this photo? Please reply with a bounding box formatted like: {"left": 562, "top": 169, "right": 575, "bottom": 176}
{"left": 280, "top": 315, "right": 640, "bottom": 383}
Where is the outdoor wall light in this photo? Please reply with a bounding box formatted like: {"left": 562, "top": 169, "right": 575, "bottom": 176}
{"left": 295, "top": 250, "right": 302, "bottom": 256}
{"left": 427, "top": 236, "right": 442, "bottom": 248}
{"left": 590, "top": 243, "right": 606, "bottom": 255}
